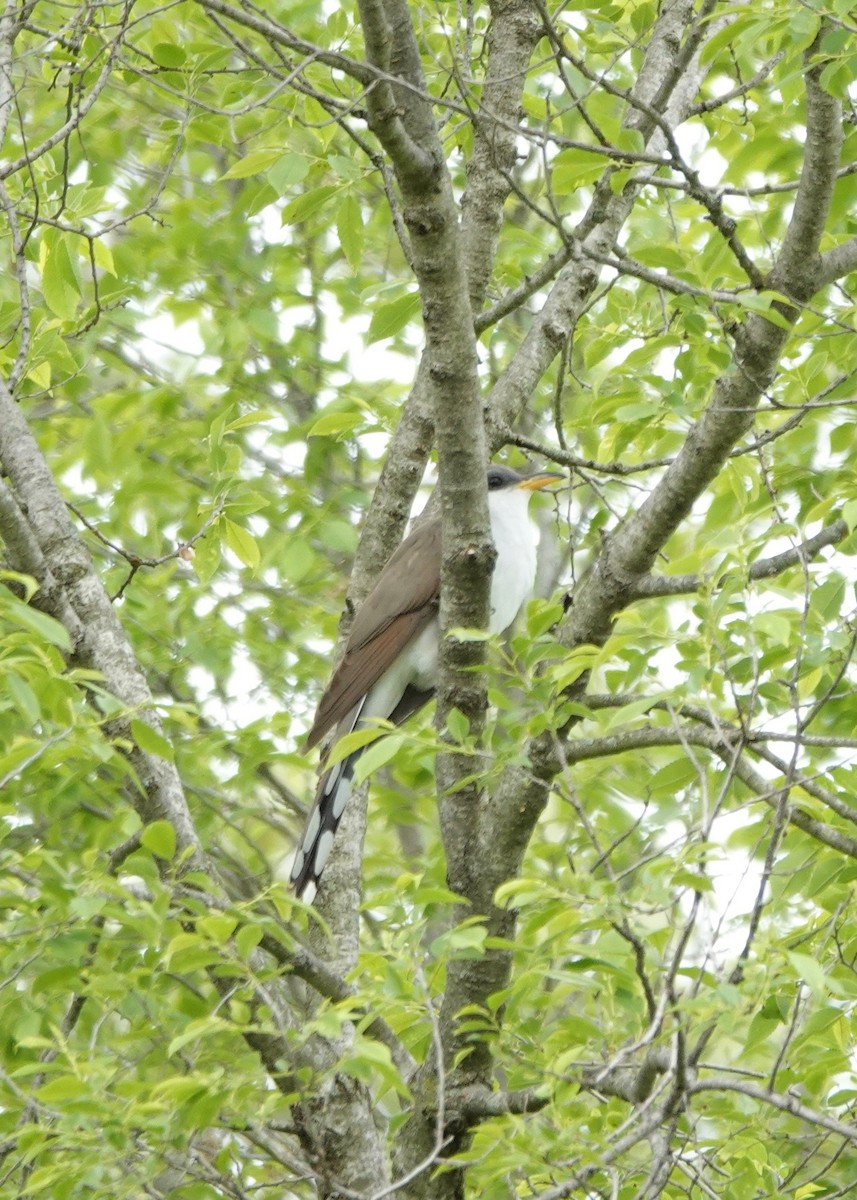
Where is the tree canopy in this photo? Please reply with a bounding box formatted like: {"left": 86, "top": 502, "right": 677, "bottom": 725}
{"left": 1, "top": 0, "right": 857, "bottom": 1197}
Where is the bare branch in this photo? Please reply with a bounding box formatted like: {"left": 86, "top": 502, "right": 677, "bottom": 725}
{"left": 631, "top": 518, "right": 850, "bottom": 599}
{"left": 476, "top": 240, "right": 574, "bottom": 333}
{"left": 194, "top": 0, "right": 374, "bottom": 86}
{"left": 691, "top": 1078, "right": 857, "bottom": 1145}
{"left": 68, "top": 495, "right": 226, "bottom": 602}
{"left": 769, "top": 41, "right": 844, "bottom": 301}
{"left": 451, "top": 1083, "right": 550, "bottom": 1121}
{"left": 581, "top": 240, "right": 747, "bottom": 303}
{"left": 688, "top": 52, "right": 785, "bottom": 116}
{"left": 357, "top": 0, "right": 436, "bottom": 180}
{"left": 817, "top": 235, "right": 857, "bottom": 288}
{"left": 460, "top": 0, "right": 541, "bottom": 314}
{"left": 510, "top": 430, "right": 674, "bottom": 476}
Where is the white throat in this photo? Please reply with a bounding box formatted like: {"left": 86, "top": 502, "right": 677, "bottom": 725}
{"left": 488, "top": 487, "right": 538, "bottom": 633}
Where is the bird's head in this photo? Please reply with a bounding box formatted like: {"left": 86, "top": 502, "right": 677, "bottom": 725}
{"left": 486, "top": 465, "right": 564, "bottom": 494}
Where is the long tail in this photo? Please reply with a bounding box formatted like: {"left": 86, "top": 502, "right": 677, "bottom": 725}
{"left": 289, "top": 748, "right": 361, "bottom": 904}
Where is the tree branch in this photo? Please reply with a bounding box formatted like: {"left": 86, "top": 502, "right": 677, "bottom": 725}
{"left": 258, "top": 934, "right": 416, "bottom": 1081}
{"left": 579, "top": 696, "right": 857, "bottom": 856}
{"left": 460, "top": 0, "right": 541, "bottom": 314}
{"left": 357, "top": 0, "right": 436, "bottom": 182}
{"left": 438, "top": 0, "right": 714, "bottom": 1109}
{"left": 0, "top": 476, "right": 85, "bottom": 639}
{"left": 691, "top": 1078, "right": 857, "bottom": 1145}
{"left": 451, "top": 1083, "right": 550, "bottom": 1121}
{"left": 194, "top": 0, "right": 375, "bottom": 87}
{"left": 562, "top": 135, "right": 846, "bottom": 651}
{"left": 816, "top": 234, "right": 857, "bottom": 288}
{"left": 630, "top": 517, "right": 850, "bottom": 598}
{"left": 769, "top": 39, "right": 843, "bottom": 302}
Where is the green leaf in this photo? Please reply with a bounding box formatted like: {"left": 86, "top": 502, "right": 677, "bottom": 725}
{"left": 6, "top": 673, "right": 40, "bottom": 724}
{"left": 266, "top": 152, "right": 310, "bottom": 193}
{"left": 198, "top": 913, "right": 238, "bottom": 942}
{"left": 615, "top": 127, "right": 644, "bottom": 154}
{"left": 280, "top": 536, "right": 316, "bottom": 583}
{"left": 552, "top": 148, "right": 605, "bottom": 192}
{"left": 93, "top": 240, "right": 116, "bottom": 276}
{"left": 733, "top": 291, "right": 794, "bottom": 330}
{"left": 151, "top": 42, "right": 187, "bottom": 67}
{"left": 0, "top": 738, "right": 45, "bottom": 782}
{"left": 282, "top": 185, "right": 339, "bottom": 224}
{"left": 140, "top": 819, "right": 177, "bottom": 861}
{"left": 27, "top": 360, "right": 51, "bottom": 389}
{"left": 650, "top": 756, "right": 698, "bottom": 794}
{"left": 225, "top": 410, "right": 274, "bottom": 432}
{"left": 31, "top": 965, "right": 83, "bottom": 995}
{"left": 167, "top": 1015, "right": 230, "bottom": 1057}
{"left": 3, "top": 596, "right": 71, "bottom": 651}
{"left": 445, "top": 707, "right": 470, "bottom": 742}
{"left": 337, "top": 193, "right": 364, "bottom": 269}
{"left": 234, "top": 922, "right": 263, "bottom": 957}
{"left": 786, "top": 950, "right": 829, "bottom": 995}
{"left": 223, "top": 518, "right": 261, "bottom": 570}
{"left": 39, "top": 234, "right": 80, "bottom": 319}
{"left": 367, "top": 292, "right": 422, "bottom": 343}
{"left": 339, "top": 1037, "right": 410, "bottom": 1097}
{"left": 326, "top": 725, "right": 387, "bottom": 768}
{"left": 35, "top": 1075, "right": 87, "bottom": 1103}
{"left": 549, "top": 645, "right": 599, "bottom": 690}
{"left": 526, "top": 600, "right": 563, "bottom": 639}
{"left": 699, "top": 14, "right": 755, "bottom": 64}
{"left": 192, "top": 528, "right": 222, "bottom": 583}
{"left": 307, "top": 411, "right": 364, "bottom": 439}
{"left": 352, "top": 733, "right": 406, "bottom": 785}
{"left": 430, "top": 921, "right": 487, "bottom": 958}
{"left": 811, "top": 575, "right": 845, "bottom": 621}
{"left": 130, "top": 718, "right": 175, "bottom": 762}
{"left": 603, "top": 695, "right": 660, "bottom": 729}
{"left": 754, "top": 611, "right": 792, "bottom": 646}
{"left": 220, "top": 148, "right": 284, "bottom": 180}
{"left": 0, "top": 569, "right": 38, "bottom": 601}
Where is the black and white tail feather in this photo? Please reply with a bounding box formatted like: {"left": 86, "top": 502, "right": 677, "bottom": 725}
{"left": 289, "top": 702, "right": 366, "bottom": 904}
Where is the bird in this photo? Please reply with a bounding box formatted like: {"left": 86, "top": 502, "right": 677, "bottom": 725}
{"left": 290, "top": 465, "right": 563, "bottom": 903}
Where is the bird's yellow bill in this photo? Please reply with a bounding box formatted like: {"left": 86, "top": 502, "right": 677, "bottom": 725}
{"left": 516, "top": 472, "right": 564, "bottom": 491}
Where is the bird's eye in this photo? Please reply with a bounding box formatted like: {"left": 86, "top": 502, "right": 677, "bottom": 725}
{"left": 487, "top": 473, "right": 501, "bottom": 490}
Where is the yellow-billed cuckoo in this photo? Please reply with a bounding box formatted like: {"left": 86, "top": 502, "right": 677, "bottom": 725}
{"left": 290, "top": 465, "right": 562, "bottom": 902}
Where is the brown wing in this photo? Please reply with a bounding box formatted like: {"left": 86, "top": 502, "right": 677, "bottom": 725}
{"left": 304, "top": 518, "right": 441, "bottom": 750}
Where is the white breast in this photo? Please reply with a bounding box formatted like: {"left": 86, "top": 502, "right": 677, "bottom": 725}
{"left": 488, "top": 488, "right": 538, "bottom": 634}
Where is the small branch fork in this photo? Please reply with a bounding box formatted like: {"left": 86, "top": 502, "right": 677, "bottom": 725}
{"left": 67, "top": 496, "right": 226, "bottom": 601}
